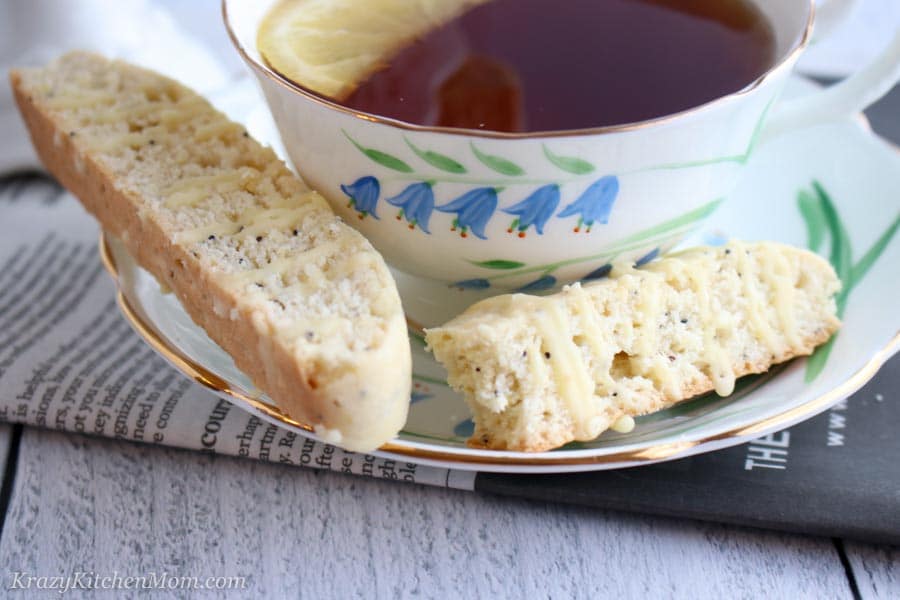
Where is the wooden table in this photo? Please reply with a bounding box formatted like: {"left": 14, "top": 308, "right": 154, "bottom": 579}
{"left": 0, "top": 423, "right": 896, "bottom": 598}
{"left": 0, "top": 5, "right": 897, "bottom": 597}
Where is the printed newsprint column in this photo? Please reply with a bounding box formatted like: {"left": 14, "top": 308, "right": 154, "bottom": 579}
{"left": 0, "top": 181, "right": 475, "bottom": 491}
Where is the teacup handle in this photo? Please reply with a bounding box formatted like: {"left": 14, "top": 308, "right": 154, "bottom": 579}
{"left": 811, "top": 0, "right": 862, "bottom": 41}
{"left": 760, "top": 0, "right": 900, "bottom": 142}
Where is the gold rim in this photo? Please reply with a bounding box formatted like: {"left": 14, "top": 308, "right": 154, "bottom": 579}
{"left": 221, "top": 0, "right": 816, "bottom": 140}
{"left": 100, "top": 233, "right": 899, "bottom": 467}
{"left": 99, "top": 236, "right": 316, "bottom": 434}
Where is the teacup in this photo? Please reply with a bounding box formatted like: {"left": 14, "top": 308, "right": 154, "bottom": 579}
{"left": 223, "top": 0, "right": 900, "bottom": 324}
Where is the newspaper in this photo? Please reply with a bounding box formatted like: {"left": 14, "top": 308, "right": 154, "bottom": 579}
{"left": 0, "top": 177, "right": 475, "bottom": 491}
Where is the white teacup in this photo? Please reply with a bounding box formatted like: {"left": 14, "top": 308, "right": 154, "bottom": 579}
{"left": 224, "top": 0, "right": 900, "bottom": 323}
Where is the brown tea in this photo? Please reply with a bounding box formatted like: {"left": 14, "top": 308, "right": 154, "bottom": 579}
{"left": 340, "top": 0, "right": 776, "bottom": 133}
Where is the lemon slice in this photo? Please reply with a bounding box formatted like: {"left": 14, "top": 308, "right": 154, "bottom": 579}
{"left": 257, "top": 0, "right": 487, "bottom": 100}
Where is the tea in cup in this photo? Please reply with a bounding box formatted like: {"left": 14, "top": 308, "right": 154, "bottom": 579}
{"left": 224, "top": 0, "right": 900, "bottom": 324}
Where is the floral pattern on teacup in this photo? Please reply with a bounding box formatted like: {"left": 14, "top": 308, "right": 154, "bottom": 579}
{"left": 558, "top": 176, "right": 619, "bottom": 233}
{"left": 435, "top": 188, "right": 499, "bottom": 240}
{"left": 447, "top": 197, "right": 723, "bottom": 291}
{"left": 340, "top": 176, "right": 380, "bottom": 220}
{"left": 387, "top": 182, "right": 435, "bottom": 233}
{"left": 502, "top": 184, "right": 560, "bottom": 237}
{"left": 341, "top": 132, "right": 627, "bottom": 239}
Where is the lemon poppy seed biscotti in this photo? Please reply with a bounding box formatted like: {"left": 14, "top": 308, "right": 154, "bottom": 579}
{"left": 426, "top": 242, "right": 841, "bottom": 452}
{"left": 11, "top": 51, "right": 411, "bottom": 452}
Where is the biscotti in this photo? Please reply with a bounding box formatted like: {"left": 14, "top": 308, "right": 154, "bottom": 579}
{"left": 11, "top": 51, "right": 411, "bottom": 452}
{"left": 426, "top": 242, "right": 841, "bottom": 451}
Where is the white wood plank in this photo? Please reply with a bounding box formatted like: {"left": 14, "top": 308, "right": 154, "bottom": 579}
{"left": 845, "top": 542, "right": 900, "bottom": 600}
{"left": 0, "top": 428, "right": 853, "bottom": 599}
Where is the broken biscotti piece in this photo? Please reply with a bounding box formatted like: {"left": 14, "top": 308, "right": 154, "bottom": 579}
{"left": 426, "top": 242, "right": 841, "bottom": 452}
{"left": 11, "top": 51, "right": 411, "bottom": 452}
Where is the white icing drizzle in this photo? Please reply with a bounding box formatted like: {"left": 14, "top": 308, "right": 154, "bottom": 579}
{"left": 684, "top": 253, "right": 735, "bottom": 396}
{"left": 734, "top": 244, "right": 781, "bottom": 354}
{"left": 163, "top": 171, "right": 249, "bottom": 208}
{"left": 91, "top": 102, "right": 169, "bottom": 124}
{"left": 533, "top": 301, "right": 597, "bottom": 440}
{"left": 157, "top": 98, "right": 209, "bottom": 127}
{"left": 45, "top": 91, "right": 116, "bottom": 110}
{"left": 567, "top": 284, "right": 615, "bottom": 389}
{"left": 765, "top": 249, "right": 800, "bottom": 349}
{"left": 94, "top": 131, "right": 151, "bottom": 152}
{"left": 236, "top": 205, "right": 320, "bottom": 239}
{"left": 195, "top": 120, "right": 244, "bottom": 142}
{"left": 469, "top": 242, "right": 813, "bottom": 443}
{"left": 609, "top": 415, "right": 635, "bottom": 433}
{"left": 632, "top": 270, "right": 680, "bottom": 397}
{"left": 280, "top": 315, "right": 347, "bottom": 341}
{"left": 223, "top": 240, "right": 341, "bottom": 287}
{"left": 172, "top": 222, "right": 243, "bottom": 245}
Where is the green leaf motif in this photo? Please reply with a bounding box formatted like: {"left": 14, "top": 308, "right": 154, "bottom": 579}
{"left": 743, "top": 96, "right": 777, "bottom": 162}
{"left": 611, "top": 198, "right": 722, "bottom": 248}
{"left": 343, "top": 130, "right": 413, "bottom": 173}
{"left": 470, "top": 259, "right": 526, "bottom": 270}
{"left": 471, "top": 198, "right": 723, "bottom": 286}
{"left": 804, "top": 336, "right": 836, "bottom": 383}
{"left": 800, "top": 181, "right": 899, "bottom": 383}
{"left": 470, "top": 143, "right": 525, "bottom": 176}
{"left": 814, "top": 181, "right": 853, "bottom": 306}
{"left": 850, "top": 212, "right": 900, "bottom": 288}
{"left": 797, "top": 189, "right": 827, "bottom": 252}
{"left": 543, "top": 144, "right": 595, "bottom": 175}
{"left": 364, "top": 149, "right": 414, "bottom": 173}
{"left": 405, "top": 138, "right": 466, "bottom": 173}
{"left": 412, "top": 373, "right": 451, "bottom": 387}
{"left": 409, "top": 330, "right": 427, "bottom": 348}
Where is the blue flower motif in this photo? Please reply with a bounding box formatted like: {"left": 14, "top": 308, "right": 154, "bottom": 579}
{"left": 515, "top": 275, "right": 557, "bottom": 293}
{"left": 454, "top": 418, "right": 475, "bottom": 438}
{"left": 341, "top": 176, "right": 380, "bottom": 219}
{"left": 387, "top": 182, "right": 434, "bottom": 233}
{"left": 436, "top": 187, "right": 498, "bottom": 239}
{"left": 411, "top": 380, "right": 434, "bottom": 404}
{"left": 453, "top": 278, "right": 491, "bottom": 290}
{"left": 701, "top": 232, "right": 729, "bottom": 247}
{"left": 410, "top": 390, "right": 433, "bottom": 404}
{"left": 502, "top": 184, "right": 560, "bottom": 237}
{"left": 635, "top": 247, "right": 660, "bottom": 267}
{"left": 558, "top": 175, "right": 619, "bottom": 232}
{"left": 581, "top": 264, "right": 612, "bottom": 282}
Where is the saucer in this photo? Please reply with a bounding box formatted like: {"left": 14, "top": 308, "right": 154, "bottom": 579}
{"left": 100, "top": 104, "right": 900, "bottom": 473}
